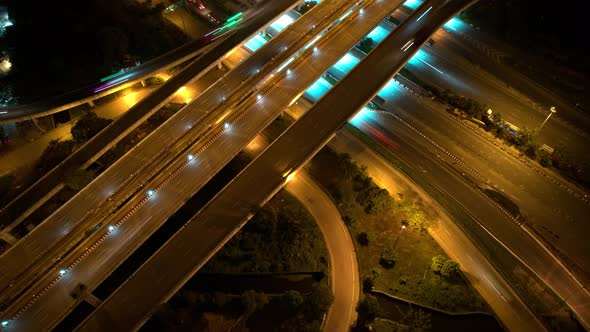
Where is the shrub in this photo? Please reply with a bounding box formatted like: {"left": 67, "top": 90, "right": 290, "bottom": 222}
{"left": 380, "top": 248, "right": 398, "bottom": 268}
{"left": 539, "top": 151, "right": 553, "bottom": 167}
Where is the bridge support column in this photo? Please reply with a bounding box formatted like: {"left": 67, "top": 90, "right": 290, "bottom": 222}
{"left": 88, "top": 100, "right": 95, "bottom": 108}
{"left": 85, "top": 293, "right": 103, "bottom": 308}
{"left": 0, "top": 230, "right": 17, "bottom": 245}
{"left": 140, "top": 80, "right": 147, "bottom": 87}
{"left": 217, "top": 61, "right": 223, "bottom": 70}
{"left": 30, "top": 117, "right": 46, "bottom": 134}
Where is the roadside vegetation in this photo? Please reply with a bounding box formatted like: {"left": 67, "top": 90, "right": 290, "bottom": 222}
{"left": 398, "top": 67, "right": 587, "bottom": 189}
{"left": 144, "top": 190, "right": 332, "bottom": 332}
{"left": 307, "top": 147, "right": 491, "bottom": 331}
{"left": 295, "top": 1, "right": 318, "bottom": 16}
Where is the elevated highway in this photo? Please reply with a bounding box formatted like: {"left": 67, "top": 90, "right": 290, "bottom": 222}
{"left": 74, "top": 0, "right": 477, "bottom": 330}
{"left": 0, "top": 0, "right": 393, "bottom": 329}
{"left": 0, "top": 0, "right": 301, "bottom": 231}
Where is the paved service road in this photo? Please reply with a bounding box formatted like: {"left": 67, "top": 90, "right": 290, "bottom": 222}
{"left": 287, "top": 172, "right": 360, "bottom": 331}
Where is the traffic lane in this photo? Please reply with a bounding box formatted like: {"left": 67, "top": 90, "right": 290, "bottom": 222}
{"left": 0, "top": 0, "right": 300, "bottom": 225}
{"left": 357, "top": 115, "right": 584, "bottom": 305}
{"left": 427, "top": 16, "right": 590, "bottom": 134}
{"left": 287, "top": 172, "right": 359, "bottom": 331}
{"left": 0, "top": 0, "right": 328, "bottom": 292}
{"left": 405, "top": 40, "right": 590, "bottom": 165}
{"left": 378, "top": 93, "right": 590, "bottom": 273}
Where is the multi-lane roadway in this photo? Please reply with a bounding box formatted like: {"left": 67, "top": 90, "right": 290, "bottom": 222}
{"left": 74, "top": 1, "right": 472, "bottom": 330}
{"left": 0, "top": 0, "right": 302, "bottom": 227}
{"left": 0, "top": 0, "right": 395, "bottom": 329}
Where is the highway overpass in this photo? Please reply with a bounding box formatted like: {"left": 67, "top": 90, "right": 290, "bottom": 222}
{"left": 0, "top": 0, "right": 391, "bottom": 329}
{"left": 73, "top": 0, "right": 476, "bottom": 330}
{"left": 0, "top": 0, "right": 302, "bottom": 230}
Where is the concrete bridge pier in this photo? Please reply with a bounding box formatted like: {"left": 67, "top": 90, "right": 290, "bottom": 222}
{"left": 0, "top": 229, "right": 17, "bottom": 245}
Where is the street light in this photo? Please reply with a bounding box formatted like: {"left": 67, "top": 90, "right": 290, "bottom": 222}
{"left": 538, "top": 106, "right": 556, "bottom": 131}
{"left": 392, "top": 223, "right": 407, "bottom": 249}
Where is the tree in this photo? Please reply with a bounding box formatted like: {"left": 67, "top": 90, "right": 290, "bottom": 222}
{"left": 406, "top": 307, "right": 432, "bottom": 331}
{"left": 64, "top": 168, "right": 94, "bottom": 191}
{"left": 358, "top": 37, "right": 375, "bottom": 53}
{"left": 430, "top": 255, "right": 446, "bottom": 274}
{"left": 399, "top": 202, "right": 428, "bottom": 231}
{"left": 357, "top": 232, "right": 373, "bottom": 246}
{"left": 241, "top": 290, "right": 269, "bottom": 314}
{"left": 380, "top": 247, "right": 398, "bottom": 268}
{"left": 440, "top": 260, "right": 460, "bottom": 278}
{"left": 431, "top": 255, "right": 459, "bottom": 279}
{"left": 71, "top": 112, "right": 112, "bottom": 143}
{"left": 512, "top": 127, "right": 537, "bottom": 148}
{"left": 283, "top": 290, "right": 304, "bottom": 312}
{"left": 306, "top": 283, "right": 334, "bottom": 320}
{"left": 36, "top": 139, "right": 76, "bottom": 174}
{"left": 359, "top": 186, "right": 393, "bottom": 215}
{"left": 363, "top": 277, "right": 375, "bottom": 291}
{"left": 356, "top": 295, "right": 381, "bottom": 326}
{"left": 539, "top": 151, "right": 553, "bottom": 167}
{"left": 338, "top": 153, "right": 357, "bottom": 180}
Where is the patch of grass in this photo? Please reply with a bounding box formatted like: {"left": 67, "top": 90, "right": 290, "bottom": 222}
{"left": 202, "top": 190, "right": 329, "bottom": 274}
{"left": 373, "top": 318, "right": 405, "bottom": 332}
{"left": 307, "top": 147, "right": 489, "bottom": 313}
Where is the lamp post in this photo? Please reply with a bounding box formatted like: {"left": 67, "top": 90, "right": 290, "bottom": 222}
{"left": 392, "top": 224, "right": 407, "bottom": 249}
{"left": 538, "top": 106, "right": 556, "bottom": 131}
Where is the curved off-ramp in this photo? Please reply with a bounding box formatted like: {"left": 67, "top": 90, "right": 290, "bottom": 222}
{"left": 287, "top": 171, "right": 360, "bottom": 331}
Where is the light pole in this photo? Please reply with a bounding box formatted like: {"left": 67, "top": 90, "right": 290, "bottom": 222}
{"left": 392, "top": 224, "right": 407, "bottom": 249}
{"left": 538, "top": 106, "right": 556, "bottom": 131}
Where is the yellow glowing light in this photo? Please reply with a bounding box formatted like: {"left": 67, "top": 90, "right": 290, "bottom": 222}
{"left": 286, "top": 172, "right": 296, "bottom": 183}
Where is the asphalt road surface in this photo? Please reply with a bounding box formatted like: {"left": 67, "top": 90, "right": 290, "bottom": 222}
{"left": 287, "top": 172, "right": 360, "bottom": 331}
{"left": 74, "top": 1, "right": 472, "bottom": 330}
{"left": 0, "top": 0, "right": 301, "bottom": 226}
{"left": 0, "top": 0, "right": 394, "bottom": 329}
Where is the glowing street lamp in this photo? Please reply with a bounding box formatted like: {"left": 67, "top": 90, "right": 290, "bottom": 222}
{"left": 538, "top": 106, "right": 556, "bottom": 131}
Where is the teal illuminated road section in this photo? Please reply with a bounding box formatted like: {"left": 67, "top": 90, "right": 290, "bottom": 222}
{"left": 244, "top": 33, "right": 268, "bottom": 52}
{"left": 270, "top": 14, "right": 294, "bottom": 31}
{"left": 304, "top": 77, "right": 333, "bottom": 102}
{"left": 443, "top": 16, "right": 467, "bottom": 32}
{"left": 403, "top": 0, "right": 423, "bottom": 10}
{"left": 366, "top": 25, "right": 391, "bottom": 44}
{"left": 331, "top": 53, "right": 361, "bottom": 75}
